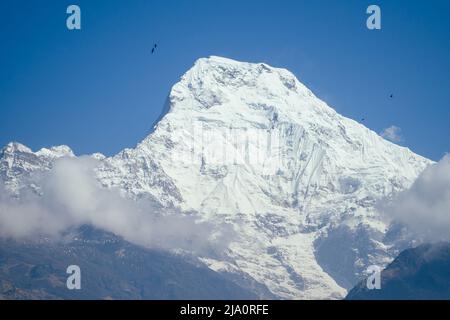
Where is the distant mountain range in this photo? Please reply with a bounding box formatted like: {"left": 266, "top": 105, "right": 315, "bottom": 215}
{"left": 347, "top": 242, "right": 450, "bottom": 300}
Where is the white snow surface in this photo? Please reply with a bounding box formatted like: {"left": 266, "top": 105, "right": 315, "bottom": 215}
{"left": 1, "top": 56, "right": 432, "bottom": 299}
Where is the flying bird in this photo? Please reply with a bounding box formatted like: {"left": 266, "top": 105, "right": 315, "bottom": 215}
{"left": 390, "top": 94, "right": 394, "bottom": 98}
{"left": 151, "top": 43, "right": 157, "bottom": 54}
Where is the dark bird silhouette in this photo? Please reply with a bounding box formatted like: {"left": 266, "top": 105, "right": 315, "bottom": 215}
{"left": 390, "top": 94, "right": 394, "bottom": 98}
{"left": 361, "top": 118, "right": 365, "bottom": 122}
{"left": 151, "top": 44, "right": 157, "bottom": 54}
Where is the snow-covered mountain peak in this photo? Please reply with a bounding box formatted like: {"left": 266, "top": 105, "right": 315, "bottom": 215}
{"left": 1, "top": 142, "right": 74, "bottom": 159}
{"left": 0, "top": 56, "right": 434, "bottom": 300}
{"left": 35, "top": 145, "right": 74, "bottom": 158}
{"left": 143, "top": 57, "right": 430, "bottom": 208}
{"left": 169, "top": 55, "right": 317, "bottom": 116}
{"left": 114, "top": 57, "right": 431, "bottom": 298}
{"left": 1, "top": 142, "right": 33, "bottom": 155}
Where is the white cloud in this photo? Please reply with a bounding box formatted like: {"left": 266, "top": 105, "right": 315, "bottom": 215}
{"left": 0, "top": 157, "right": 233, "bottom": 254}
{"left": 380, "top": 125, "right": 403, "bottom": 143}
{"left": 381, "top": 154, "right": 450, "bottom": 241}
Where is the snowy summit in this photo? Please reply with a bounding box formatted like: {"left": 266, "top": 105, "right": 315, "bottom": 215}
{"left": 1, "top": 56, "right": 432, "bottom": 299}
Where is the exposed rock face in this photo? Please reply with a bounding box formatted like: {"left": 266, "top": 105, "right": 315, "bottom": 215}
{"left": 346, "top": 242, "right": 450, "bottom": 300}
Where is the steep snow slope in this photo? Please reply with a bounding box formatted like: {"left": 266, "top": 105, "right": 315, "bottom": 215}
{"left": 1, "top": 56, "right": 432, "bottom": 299}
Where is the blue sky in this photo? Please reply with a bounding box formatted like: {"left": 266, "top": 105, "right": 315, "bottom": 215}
{"left": 0, "top": 0, "right": 449, "bottom": 160}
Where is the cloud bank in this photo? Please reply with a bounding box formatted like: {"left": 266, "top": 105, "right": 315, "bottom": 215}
{"left": 382, "top": 154, "right": 450, "bottom": 241}
{"left": 0, "top": 157, "right": 233, "bottom": 254}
